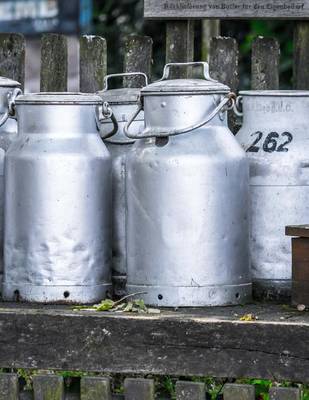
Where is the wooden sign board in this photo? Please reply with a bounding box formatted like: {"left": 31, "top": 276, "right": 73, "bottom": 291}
{"left": 144, "top": 0, "right": 309, "bottom": 19}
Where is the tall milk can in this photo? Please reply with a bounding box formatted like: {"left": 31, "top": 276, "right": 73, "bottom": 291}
{"left": 0, "top": 77, "right": 21, "bottom": 287}
{"left": 124, "top": 62, "right": 251, "bottom": 307}
{"left": 2, "top": 92, "right": 113, "bottom": 303}
{"left": 236, "top": 91, "right": 309, "bottom": 299}
{"left": 98, "top": 72, "right": 148, "bottom": 295}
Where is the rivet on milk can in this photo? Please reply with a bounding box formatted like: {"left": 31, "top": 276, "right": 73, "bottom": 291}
{"left": 2, "top": 92, "right": 115, "bottom": 303}
{"left": 124, "top": 62, "right": 251, "bottom": 307}
{"left": 98, "top": 72, "right": 148, "bottom": 296}
{"left": 0, "top": 78, "right": 22, "bottom": 289}
{"left": 236, "top": 91, "right": 309, "bottom": 301}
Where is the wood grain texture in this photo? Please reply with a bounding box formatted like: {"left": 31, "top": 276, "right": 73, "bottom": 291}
{"left": 223, "top": 384, "right": 255, "bottom": 400}
{"left": 123, "top": 35, "right": 153, "bottom": 87}
{"left": 40, "top": 34, "right": 68, "bottom": 92}
{"left": 166, "top": 21, "right": 194, "bottom": 78}
{"left": 0, "top": 304, "right": 307, "bottom": 381}
{"left": 269, "top": 387, "right": 301, "bottom": 400}
{"left": 124, "top": 378, "right": 154, "bottom": 400}
{"left": 175, "top": 381, "right": 205, "bottom": 400}
{"left": 0, "top": 34, "right": 25, "bottom": 88}
{"left": 80, "top": 35, "right": 107, "bottom": 93}
{"left": 0, "top": 373, "right": 18, "bottom": 400}
{"left": 144, "top": 0, "right": 309, "bottom": 19}
{"left": 251, "top": 36, "right": 280, "bottom": 90}
{"left": 33, "top": 375, "right": 64, "bottom": 400}
{"left": 80, "top": 377, "right": 112, "bottom": 400}
{"left": 294, "top": 22, "right": 309, "bottom": 89}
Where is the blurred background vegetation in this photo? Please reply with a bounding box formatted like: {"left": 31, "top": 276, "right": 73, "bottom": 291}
{"left": 92, "top": 0, "right": 294, "bottom": 89}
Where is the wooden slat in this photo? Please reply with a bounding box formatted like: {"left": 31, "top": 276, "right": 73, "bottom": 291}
{"left": 0, "top": 373, "right": 18, "bottom": 400}
{"left": 294, "top": 22, "right": 309, "bottom": 89}
{"left": 251, "top": 37, "right": 280, "bottom": 90}
{"left": 269, "top": 387, "right": 301, "bottom": 400}
{"left": 0, "top": 33, "right": 25, "bottom": 88}
{"left": 40, "top": 34, "right": 68, "bottom": 92}
{"left": 124, "top": 378, "right": 154, "bottom": 400}
{"left": 123, "top": 35, "right": 153, "bottom": 87}
{"left": 166, "top": 21, "right": 194, "bottom": 78}
{"left": 33, "top": 375, "right": 64, "bottom": 400}
{"left": 209, "top": 37, "right": 239, "bottom": 133}
{"left": 286, "top": 225, "right": 309, "bottom": 238}
{"left": 175, "top": 381, "right": 205, "bottom": 400}
{"left": 144, "top": 0, "right": 309, "bottom": 20}
{"left": 79, "top": 35, "right": 107, "bottom": 93}
{"left": 223, "top": 384, "right": 255, "bottom": 400}
{"left": 201, "top": 20, "right": 220, "bottom": 61}
{"left": 80, "top": 376, "right": 112, "bottom": 400}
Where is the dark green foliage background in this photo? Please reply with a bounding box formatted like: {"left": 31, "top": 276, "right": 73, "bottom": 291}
{"left": 93, "top": 0, "right": 294, "bottom": 88}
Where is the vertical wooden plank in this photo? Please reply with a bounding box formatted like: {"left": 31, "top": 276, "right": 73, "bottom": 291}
{"left": 80, "top": 376, "right": 112, "bottom": 400}
{"left": 0, "top": 373, "right": 18, "bottom": 400}
{"left": 223, "top": 384, "right": 255, "bottom": 400}
{"left": 40, "top": 34, "right": 68, "bottom": 92}
{"left": 79, "top": 35, "right": 107, "bottom": 93}
{"left": 124, "top": 378, "right": 154, "bottom": 400}
{"left": 123, "top": 35, "right": 153, "bottom": 87}
{"left": 33, "top": 375, "right": 64, "bottom": 400}
{"left": 294, "top": 22, "right": 309, "bottom": 89}
{"left": 201, "top": 20, "right": 221, "bottom": 61}
{"left": 0, "top": 33, "right": 25, "bottom": 88}
{"left": 209, "top": 37, "right": 239, "bottom": 133}
{"left": 166, "top": 21, "right": 195, "bottom": 78}
{"left": 269, "top": 387, "right": 301, "bottom": 400}
{"left": 175, "top": 381, "right": 205, "bottom": 400}
{"left": 251, "top": 37, "right": 280, "bottom": 90}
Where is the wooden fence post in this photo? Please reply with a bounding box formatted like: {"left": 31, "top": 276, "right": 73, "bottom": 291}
{"left": 209, "top": 37, "right": 239, "bottom": 132}
{"left": 0, "top": 374, "right": 19, "bottom": 400}
{"left": 80, "top": 376, "right": 112, "bottom": 400}
{"left": 33, "top": 375, "right": 64, "bottom": 400}
{"left": 166, "top": 21, "right": 195, "bottom": 78}
{"left": 176, "top": 381, "right": 205, "bottom": 400}
{"left": 124, "top": 378, "right": 155, "bottom": 400}
{"left": 80, "top": 35, "right": 107, "bottom": 93}
{"left": 123, "top": 35, "right": 153, "bottom": 87}
{"left": 0, "top": 34, "right": 25, "bottom": 88}
{"left": 40, "top": 34, "right": 68, "bottom": 92}
{"left": 201, "top": 20, "right": 220, "bottom": 61}
{"left": 223, "top": 384, "right": 255, "bottom": 400}
{"left": 251, "top": 37, "right": 280, "bottom": 90}
{"left": 294, "top": 22, "right": 309, "bottom": 89}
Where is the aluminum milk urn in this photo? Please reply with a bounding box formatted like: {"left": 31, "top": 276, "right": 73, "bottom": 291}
{"left": 236, "top": 91, "right": 309, "bottom": 300}
{"left": 0, "top": 77, "right": 21, "bottom": 287}
{"left": 124, "top": 62, "right": 251, "bottom": 307}
{"left": 3, "top": 92, "right": 113, "bottom": 303}
{"left": 98, "top": 72, "right": 148, "bottom": 296}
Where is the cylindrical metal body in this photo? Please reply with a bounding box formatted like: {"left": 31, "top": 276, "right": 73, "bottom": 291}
{"left": 98, "top": 73, "right": 146, "bottom": 295}
{"left": 236, "top": 91, "right": 309, "bottom": 299}
{"left": 125, "top": 63, "right": 251, "bottom": 307}
{"left": 3, "top": 93, "right": 112, "bottom": 303}
{"left": 0, "top": 77, "right": 21, "bottom": 287}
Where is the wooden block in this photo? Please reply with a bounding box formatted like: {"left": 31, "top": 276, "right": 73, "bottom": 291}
{"left": 124, "top": 378, "right": 154, "bottom": 400}
{"left": 40, "top": 34, "right": 68, "bottom": 92}
{"left": 294, "top": 22, "right": 309, "bottom": 89}
{"left": 269, "top": 387, "right": 301, "bottom": 400}
{"left": 286, "top": 225, "right": 309, "bottom": 238}
{"left": 166, "top": 21, "right": 195, "bottom": 78}
{"left": 251, "top": 37, "right": 280, "bottom": 90}
{"left": 223, "top": 384, "right": 255, "bottom": 400}
{"left": 0, "top": 373, "right": 19, "bottom": 400}
{"left": 33, "top": 375, "right": 64, "bottom": 400}
{"left": 175, "top": 381, "right": 205, "bottom": 399}
{"left": 123, "top": 35, "right": 153, "bottom": 87}
{"left": 80, "top": 376, "right": 112, "bottom": 400}
{"left": 80, "top": 35, "right": 107, "bottom": 93}
{"left": 0, "top": 33, "right": 25, "bottom": 88}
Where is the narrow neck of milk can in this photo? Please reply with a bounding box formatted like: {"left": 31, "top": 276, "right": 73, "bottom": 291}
{"left": 15, "top": 104, "right": 100, "bottom": 135}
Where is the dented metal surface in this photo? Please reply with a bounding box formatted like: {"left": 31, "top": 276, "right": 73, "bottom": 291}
{"left": 125, "top": 62, "right": 251, "bottom": 307}
{"left": 236, "top": 91, "right": 309, "bottom": 298}
{"left": 3, "top": 93, "right": 112, "bottom": 303}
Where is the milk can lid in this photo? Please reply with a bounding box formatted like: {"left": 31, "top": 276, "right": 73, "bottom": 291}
{"left": 0, "top": 76, "right": 21, "bottom": 87}
{"left": 15, "top": 92, "right": 103, "bottom": 105}
{"left": 141, "top": 62, "right": 230, "bottom": 96}
{"left": 97, "top": 72, "right": 148, "bottom": 104}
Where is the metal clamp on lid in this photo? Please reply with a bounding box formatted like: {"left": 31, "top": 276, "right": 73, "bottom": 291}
{"left": 0, "top": 87, "right": 22, "bottom": 127}
{"left": 96, "top": 101, "right": 119, "bottom": 139}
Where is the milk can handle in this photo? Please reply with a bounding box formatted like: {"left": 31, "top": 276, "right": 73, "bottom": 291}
{"left": 103, "top": 72, "right": 148, "bottom": 90}
{"left": 0, "top": 87, "right": 22, "bottom": 127}
{"left": 160, "top": 62, "right": 217, "bottom": 82}
{"left": 233, "top": 95, "right": 243, "bottom": 117}
{"left": 96, "top": 101, "right": 119, "bottom": 139}
{"left": 124, "top": 93, "right": 235, "bottom": 139}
